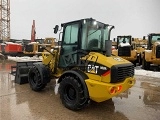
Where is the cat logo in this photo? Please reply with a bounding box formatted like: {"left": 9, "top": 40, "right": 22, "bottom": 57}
{"left": 87, "top": 64, "right": 99, "bottom": 74}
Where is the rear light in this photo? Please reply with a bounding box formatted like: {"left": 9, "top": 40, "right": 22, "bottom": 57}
{"left": 109, "top": 85, "right": 122, "bottom": 94}
{"left": 117, "top": 85, "right": 122, "bottom": 91}
{"left": 109, "top": 87, "right": 116, "bottom": 94}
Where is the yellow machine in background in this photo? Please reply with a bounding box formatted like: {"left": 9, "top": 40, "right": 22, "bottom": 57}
{"left": 13, "top": 18, "right": 135, "bottom": 111}
{"left": 132, "top": 38, "right": 148, "bottom": 65}
{"left": 141, "top": 33, "right": 160, "bottom": 70}
{"left": 23, "top": 37, "right": 56, "bottom": 56}
{"left": 112, "top": 35, "right": 137, "bottom": 66}
{"left": 112, "top": 38, "right": 117, "bottom": 50}
{"left": 23, "top": 42, "right": 39, "bottom": 56}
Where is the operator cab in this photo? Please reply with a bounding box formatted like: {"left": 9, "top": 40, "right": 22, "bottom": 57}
{"left": 117, "top": 36, "right": 131, "bottom": 47}
{"left": 148, "top": 33, "right": 160, "bottom": 49}
{"left": 54, "top": 18, "right": 114, "bottom": 68}
{"left": 116, "top": 36, "right": 132, "bottom": 57}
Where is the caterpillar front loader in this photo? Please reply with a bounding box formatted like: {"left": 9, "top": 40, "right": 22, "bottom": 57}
{"left": 112, "top": 35, "right": 138, "bottom": 66}
{"left": 132, "top": 37, "right": 148, "bottom": 65}
{"left": 141, "top": 33, "right": 160, "bottom": 70}
{"left": 12, "top": 18, "right": 135, "bottom": 111}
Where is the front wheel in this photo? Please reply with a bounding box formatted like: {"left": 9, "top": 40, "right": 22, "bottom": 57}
{"left": 28, "top": 66, "right": 47, "bottom": 91}
{"left": 138, "top": 54, "right": 142, "bottom": 66}
{"left": 59, "top": 76, "right": 89, "bottom": 111}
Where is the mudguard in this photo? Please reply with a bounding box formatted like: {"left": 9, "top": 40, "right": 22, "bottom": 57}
{"left": 58, "top": 69, "right": 89, "bottom": 99}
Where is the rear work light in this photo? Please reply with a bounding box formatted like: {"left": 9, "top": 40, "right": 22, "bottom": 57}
{"left": 109, "top": 85, "right": 122, "bottom": 94}
{"left": 110, "top": 87, "right": 116, "bottom": 94}
{"left": 117, "top": 85, "right": 122, "bottom": 91}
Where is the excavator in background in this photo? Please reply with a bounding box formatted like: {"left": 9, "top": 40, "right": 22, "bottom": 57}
{"left": 11, "top": 18, "right": 135, "bottom": 111}
{"left": 112, "top": 35, "right": 138, "bottom": 66}
{"left": 141, "top": 33, "right": 160, "bottom": 70}
{"left": 24, "top": 20, "right": 56, "bottom": 56}
{"left": 31, "top": 20, "right": 36, "bottom": 42}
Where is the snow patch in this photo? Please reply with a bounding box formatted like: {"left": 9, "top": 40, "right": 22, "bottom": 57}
{"left": 8, "top": 56, "right": 42, "bottom": 62}
{"left": 135, "top": 69, "right": 160, "bottom": 78}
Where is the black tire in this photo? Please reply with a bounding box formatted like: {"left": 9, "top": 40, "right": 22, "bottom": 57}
{"left": 59, "top": 76, "right": 88, "bottom": 111}
{"left": 28, "top": 66, "right": 46, "bottom": 91}
{"left": 142, "top": 56, "right": 150, "bottom": 70}
{"left": 138, "top": 54, "right": 142, "bottom": 66}
{"left": 132, "top": 61, "right": 137, "bottom": 67}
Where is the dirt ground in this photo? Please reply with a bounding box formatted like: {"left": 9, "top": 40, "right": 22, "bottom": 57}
{"left": 0, "top": 60, "right": 160, "bottom": 120}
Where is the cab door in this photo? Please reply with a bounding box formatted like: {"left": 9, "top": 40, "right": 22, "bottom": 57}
{"left": 59, "top": 23, "right": 80, "bottom": 68}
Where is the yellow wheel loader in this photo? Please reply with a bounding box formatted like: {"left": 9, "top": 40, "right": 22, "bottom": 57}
{"left": 112, "top": 36, "right": 137, "bottom": 66}
{"left": 132, "top": 38, "right": 148, "bottom": 65}
{"left": 12, "top": 18, "right": 135, "bottom": 111}
{"left": 141, "top": 33, "right": 160, "bottom": 70}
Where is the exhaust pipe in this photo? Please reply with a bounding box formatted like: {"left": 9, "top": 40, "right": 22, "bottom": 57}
{"left": 105, "top": 25, "right": 115, "bottom": 57}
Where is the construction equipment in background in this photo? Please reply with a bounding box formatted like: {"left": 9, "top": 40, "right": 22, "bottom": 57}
{"left": 23, "top": 37, "right": 56, "bottom": 56}
{"left": 0, "top": 42, "right": 23, "bottom": 59}
{"left": 23, "top": 20, "right": 56, "bottom": 56}
{"left": 112, "top": 35, "right": 138, "bottom": 66}
{"left": 132, "top": 37, "right": 148, "bottom": 65}
{"left": 112, "top": 38, "right": 117, "bottom": 50}
{"left": 0, "top": 19, "right": 56, "bottom": 58}
{"left": 23, "top": 19, "right": 38, "bottom": 56}
{"left": 141, "top": 33, "right": 160, "bottom": 70}
{"left": 31, "top": 20, "right": 36, "bottom": 42}
{"left": 11, "top": 18, "right": 135, "bottom": 111}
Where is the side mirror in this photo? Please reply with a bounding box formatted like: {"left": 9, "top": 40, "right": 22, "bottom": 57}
{"left": 53, "top": 25, "right": 59, "bottom": 34}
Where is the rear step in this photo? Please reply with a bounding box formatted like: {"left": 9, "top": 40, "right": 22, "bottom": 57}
{"left": 11, "top": 61, "right": 41, "bottom": 84}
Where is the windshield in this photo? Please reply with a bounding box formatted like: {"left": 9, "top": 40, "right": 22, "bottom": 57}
{"left": 118, "top": 37, "right": 131, "bottom": 44}
{"left": 81, "top": 19, "right": 109, "bottom": 51}
{"left": 151, "top": 35, "right": 160, "bottom": 43}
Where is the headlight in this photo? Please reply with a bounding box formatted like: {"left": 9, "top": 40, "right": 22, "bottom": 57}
{"left": 50, "top": 49, "right": 54, "bottom": 52}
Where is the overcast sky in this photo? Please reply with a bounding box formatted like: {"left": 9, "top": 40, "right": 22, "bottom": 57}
{"left": 10, "top": 0, "right": 160, "bottom": 40}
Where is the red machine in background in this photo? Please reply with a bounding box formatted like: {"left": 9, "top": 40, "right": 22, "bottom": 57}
{"left": 0, "top": 42, "right": 23, "bottom": 56}
{"left": 0, "top": 20, "right": 36, "bottom": 58}
{"left": 0, "top": 20, "right": 56, "bottom": 59}
{"left": 31, "top": 20, "right": 36, "bottom": 42}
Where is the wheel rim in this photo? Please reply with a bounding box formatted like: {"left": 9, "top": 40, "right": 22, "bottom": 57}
{"left": 64, "top": 85, "right": 76, "bottom": 101}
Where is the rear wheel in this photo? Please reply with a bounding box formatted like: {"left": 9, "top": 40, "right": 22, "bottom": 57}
{"left": 142, "top": 56, "right": 150, "bottom": 70}
{"left": 59, "top": 76, "right": 88, "bottom": 111}
{"left": 28, "top": 66, "right": 46, "bottom": 91}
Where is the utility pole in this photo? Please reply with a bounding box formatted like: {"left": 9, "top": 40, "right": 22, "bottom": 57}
{"left": 0, "top": 0, "right": 10, "bottom": 41}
